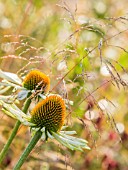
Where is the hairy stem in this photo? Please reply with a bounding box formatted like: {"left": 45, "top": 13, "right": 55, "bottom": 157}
{"left": 14, "top": 130, "right": 42, "bottom": 170}
{"left": 0, "top": 98, "right": 31, "bottom": 163}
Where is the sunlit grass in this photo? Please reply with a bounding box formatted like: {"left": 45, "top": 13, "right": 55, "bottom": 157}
{"left": 0, "top": 0, "right": 128, "bottom": 169}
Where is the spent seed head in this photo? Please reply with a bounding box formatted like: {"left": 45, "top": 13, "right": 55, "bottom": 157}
{"left": 31, "top": 95, "right": 66, "bottom": 132}
{"left": 23, "top": 70, "right": 50, "bottom": 93}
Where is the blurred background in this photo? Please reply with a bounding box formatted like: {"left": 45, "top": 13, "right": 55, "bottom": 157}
{"left": 0, "top": 0, "right": 128, "bottom": 169}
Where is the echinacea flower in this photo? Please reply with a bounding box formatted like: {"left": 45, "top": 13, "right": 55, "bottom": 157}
{"left": 0, "top": 69, "right": 50, "bottom": 101}
{"left": 0, "top": 94, "right": 90, "bottom": 151}
{"left": 23, "top": 70, "right": 50, "bottom": 92}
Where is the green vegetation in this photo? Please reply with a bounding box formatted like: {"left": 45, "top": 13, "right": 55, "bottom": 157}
{"left": 0, "top": 0, "right": 128, "bottom": 169}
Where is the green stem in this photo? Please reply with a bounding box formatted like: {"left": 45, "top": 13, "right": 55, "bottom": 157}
{"left": 13, "top": 130, "right": 42, "bottom": 170}
{"left": 22, "top": 98, "right": 31, "bottom": 113}
{"left": 0, "top": 98, "right": 31, "bottom": 163}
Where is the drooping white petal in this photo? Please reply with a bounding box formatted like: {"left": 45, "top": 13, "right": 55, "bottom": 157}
{"left": 0, "top": 86, "right": 11, "bottom": 94}
{"left": 61, "top": 126, "right": 68, "bottom": 130}
{"left": 0, "top": 95, "right": 18, "bottom": 103}
{"left": 52, "top": 132, "right": 76, "bottom": 150}
{"left": 52, "top": 131, "right": 90, "bottom": 151}
{"left": 2, "top": 107, "right": 33, "bottom": 126}
{"left": 30, "top": 127, "right": 41, "bottom": 137}
{"left": 11, "top": 103, "right": 31, "bottom": 120}
{"left": 0, "top": 101, "right": 34, "bottom": 126}
{"left": 60, "top": 133, "right": 88, "bottom": 148}
{"left": 0, "top": 70, "right": 22, "bottom": 85}
{"left": 0, "top": 82, "right": 11, "bottom": 87}
{"left": 60, "top": 130, "right": 77, "bottom": 135}
{"left": 41, "top": 127, "right": 45, "bottom": 133}
{"left": 41, "top": 131, "right": 46, "bottom": 141}
{"left": 2, "top": 80, "right": 22, "bottom": 89}
{"left": 60, "top": 132, "right": 89, "bottom": 144}
{"left": 17, "top": 90, "right": 30, "bottom": 100}
{"left": 2, "top": 108, "right": 17, "bottom": 119}
{"left": 23, "top": 121, "right": 35, "bottom": 126}
{"left": 47, "top": 131, "right": 54, "bottom": 139}
{"left": 60, "top": 133, "right": 89, "bottom": 148}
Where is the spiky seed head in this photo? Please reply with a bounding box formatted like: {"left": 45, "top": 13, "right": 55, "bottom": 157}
{"left": 23, "top": 70, "right": 50, "bottom": 93}
{"left": 31, "top": 95, "right": 66, "bottom": 132}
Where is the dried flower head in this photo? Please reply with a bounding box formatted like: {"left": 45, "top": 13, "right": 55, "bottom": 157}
{"left": 23, "top": 70, "right": 50, "bottom": 93}
{"left": 31, "top": 95, "right": 65, "bottom": 132}
{"left": 0, "top": 69, "right": 50, "bottom": 101}
{"left": 0, "top": 94, "right": 90, "bottom": 151}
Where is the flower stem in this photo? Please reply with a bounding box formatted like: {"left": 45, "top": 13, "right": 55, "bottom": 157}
{"left": 13, "top": 130, "right": 42, "bottom": 170}
{"left": 0, "top": 98, "right": 31, "bottom": 163}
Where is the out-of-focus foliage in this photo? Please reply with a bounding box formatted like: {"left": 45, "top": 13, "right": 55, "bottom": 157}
{"left": 0, "top": 0, "right": 128, "bottom": 169}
